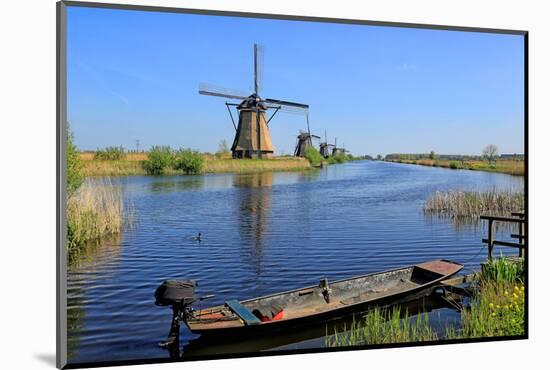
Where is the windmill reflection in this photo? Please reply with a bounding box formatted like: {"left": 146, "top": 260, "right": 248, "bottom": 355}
{"left": 233, "top": 172, "right": 274, "bottom": 276}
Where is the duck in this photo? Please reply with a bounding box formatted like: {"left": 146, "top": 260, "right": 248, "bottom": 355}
{"left": 193, "top": 232, "right": 202, "bottom": 242}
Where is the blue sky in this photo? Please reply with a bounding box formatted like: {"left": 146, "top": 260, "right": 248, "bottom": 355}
{"left": 67, "top": 6, "right": 525, "bottom": 156}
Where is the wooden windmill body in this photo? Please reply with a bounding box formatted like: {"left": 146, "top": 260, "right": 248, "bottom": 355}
{"left": 294, "top": 131, "right": 320, "bottom": 157}
{"left": 319, "top": 130, "right": 335, "bottom": 158}
{"left": 199, "top": 44, "right": 309, "bottom": 159}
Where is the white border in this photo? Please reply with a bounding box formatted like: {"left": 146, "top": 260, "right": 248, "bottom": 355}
{"left": 2, "top": 0, "right": 548, "bottom": 369}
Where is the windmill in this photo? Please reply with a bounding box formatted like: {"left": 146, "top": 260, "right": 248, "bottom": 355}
{"left": 199, "top": 44, "right": 309, "bottom": 159}
{"left": 319, "top": 130, "right": 335, "bottom": 158}
{"left": 294, "top": 113, "right": 320, "bottom": 157}
{"left": 294, "top": 130, "right": 320, "bottom": 157}
{"left": 331, "top": 137, "right": 348, "bottom": 156}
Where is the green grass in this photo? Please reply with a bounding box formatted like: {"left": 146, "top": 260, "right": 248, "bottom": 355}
{"left": 447, "top": 280, "right": 525, "bottom": 339}
{"left": 481, "top": 255, "right": 525, "bottom": 284}
{"left": 326, "top": 306, "right": 437, "bottom": 347}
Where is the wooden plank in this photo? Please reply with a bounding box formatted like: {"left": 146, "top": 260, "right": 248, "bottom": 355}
{"left": 440, "top": 273, "right": 478, "bottom": 287}
{"left": 480, "top": 215, "right": 526, "bottom": 223}
{"left": 482, "top": 239, "right": 523, "bottom": 248}
{"left": 225, "top": 300, "right": 261, "bottom": 326}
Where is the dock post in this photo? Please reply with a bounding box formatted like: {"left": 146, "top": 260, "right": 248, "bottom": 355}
{"left": 519, "top": 221, "right": 525, "bottom": 258}
{"left": 488, "top": 219, "right": 494, "bottom": 260}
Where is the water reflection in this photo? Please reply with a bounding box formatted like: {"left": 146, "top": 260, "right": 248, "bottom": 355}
{"left": 67, "top": 233, "right": 124, "bottom": 361}
{"left": 234, "top": 173, "right": 274, "bottom": 276}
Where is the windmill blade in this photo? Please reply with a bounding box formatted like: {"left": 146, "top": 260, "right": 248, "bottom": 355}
{"left": 254, "top": 44, "right": 264, "bottom": 95}
{"left": 199, "top": 83, "right": 248, "bottom": 100}
{"left": 311, "top": 134, "right": 321, "bottom": 139}
{"left": 265, "top": 103, "right": 308, "bottom": 116}
{"left": 265, "top": 98, "right": 309, "bottom": 110}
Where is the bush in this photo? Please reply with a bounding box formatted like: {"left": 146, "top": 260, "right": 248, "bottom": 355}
{"left": 174, "top": 149, "right": 204, "bottom": 174}
{"left": 304, "top": 146, "right": 324, "bottom": 166}
{"left": 328, "top": 152, "right": 348, "bottom": 164}
{"left": 143, "top": 146, "right": 174, "bottom": 175}
{"left": 449, "top": 160, "right": 460, "bottom": 169}
{"left": 94, "top": 146, "right": 125, "bottom": 160}
{"left": 67, "top": 126, "right": 83, "bottom": 197}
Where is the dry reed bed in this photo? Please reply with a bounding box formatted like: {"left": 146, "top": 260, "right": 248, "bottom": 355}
{"left": 423, "top": 189, "right": 524, "bottom": 220}
{"left": 67, "top": 179, "right": 125, "bottom": 250}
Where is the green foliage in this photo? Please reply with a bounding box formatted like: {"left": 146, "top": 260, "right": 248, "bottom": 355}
{"left": 327, "top": 152, "right": 348, "bottom": 164}
{"left": 66, "top": 125, "right": 83, "bottom": 197}
{"left": 429, "top": 150, "right": 436, "bottom": 160}
{"left": 94, "top": 146, "right": 125, "bottom": 160}
{"left": 449, "top": 160, "right": 460, "bottom": 169}
{"left": 143, "top": 146, "right": 174, "bottom": 175}
{"left": 174, "top": 149, "right": 204, "bottom": 174}
{"left": 447, "top": 281, "right": 525, "bottom": 339}
{"left": 326, "top": 306, "right": 437, "bottom": 347}
{"left": 304, "top": 146, "right": 324, "bottom": 166}
{"left": 481, "top": 255, "right": 525, "bottom": 284}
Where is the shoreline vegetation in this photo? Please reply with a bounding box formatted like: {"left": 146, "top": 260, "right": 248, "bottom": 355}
{"left": 78, "top": 146, "right": 361, "bottom": 177}
{"left": 326, "top": 257, "right": 525, "bottom": 347}
{"left": 423, "top": 189, "right": 524, "bottom": 220}
{"left": 384, "top": 158, "right": 524, "bottom": 176}
{"left": 80, "top": 152, "right": 313, "bottom": 177}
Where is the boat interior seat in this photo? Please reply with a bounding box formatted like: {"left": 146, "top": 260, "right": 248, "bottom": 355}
{"left": 225, "top": 300, "right": 261, "bottom": 326}
{"left": 410, "top": 266, "right": 443, "bottom": 285}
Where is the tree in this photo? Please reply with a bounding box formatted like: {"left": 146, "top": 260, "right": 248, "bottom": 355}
{"left": 216, "top": 139, "right": 230, "bottom": 157}
{"left": 429, "top": 150, "right": 436, "bottom": 160}
{"left": 482, "top": 144, "right": 499, "bottom": 163}
{"left": 376, "top": 154, "right": 383, "bottom": 160}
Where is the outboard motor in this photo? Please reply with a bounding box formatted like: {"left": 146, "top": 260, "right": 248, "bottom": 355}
{"left": 154, "top": 280, "right": 214, "bottom": 353}
{"left": 154, "top": 280, "right": 196, "bottom": 349}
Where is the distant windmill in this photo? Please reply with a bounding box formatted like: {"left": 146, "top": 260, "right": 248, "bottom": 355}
{"left": 319, "top": 130, "right": 335, "bottom": 158}
{"left": 294, "top": 113, "right": 320, "bottom": 157}
{"left": 331, "top": 137, "right": 348, "bottom": 156}
{"left": 199, "top": 44, "right": 309, "bottom": 159}
{"left": 294, "top": 130, "right": 320, "bottom": 157}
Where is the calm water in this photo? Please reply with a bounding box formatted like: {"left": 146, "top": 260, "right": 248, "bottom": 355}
{"left": 67, "top": 161, "right": 524, "bottom": 364}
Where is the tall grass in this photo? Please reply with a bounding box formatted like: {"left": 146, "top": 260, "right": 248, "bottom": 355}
{"left": 326, "top": 306, "right": 437, "bottom": 347}
{"left": 423, "top": 188, "right": 524, "bottom": 220}
{"left": 67, "top": 179, "right": 125, "bottom": 251}
{"left": 481, "top": 255, "right": 525, "bottom": 284}
{"left": 447, "top": 281, "right": 525, "bottom": 339}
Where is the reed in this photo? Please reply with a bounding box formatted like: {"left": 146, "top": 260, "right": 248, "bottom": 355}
{"left": 66, "top": 179, "right": 125, "bottom": 250}
{"left": 326, "top": 306, "right": 437, "bottom": 347}
{"left": 481, "top": 255, "right": 525, "bottom": 284}
{"left": 423, "top": 188, "right": 524, "bottom": 220}
{"left": 202, "top": 157, "right": 311, "bottom": 173}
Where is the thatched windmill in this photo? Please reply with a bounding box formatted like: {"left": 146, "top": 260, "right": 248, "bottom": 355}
{"left": 319, "top": 130, "right": 335, "bottom": 158}
{"left": 199, "top": 44, "right": 309, "bottom": 159}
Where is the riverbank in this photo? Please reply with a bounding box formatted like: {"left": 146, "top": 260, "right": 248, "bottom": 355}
{"left": 79, "top": 153, "right": 311, "bottom": 176}
{"left": 385, "top": 158, "right": 524, "bottom": 176}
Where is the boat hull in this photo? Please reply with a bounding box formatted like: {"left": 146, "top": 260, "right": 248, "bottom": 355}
{"left": 185, "top": 259, "right": 463, "bottom": 337}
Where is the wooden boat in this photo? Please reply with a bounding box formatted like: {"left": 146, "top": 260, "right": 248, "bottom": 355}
{"left": 157, "top": 259, "right": 462, "bottom": 338}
